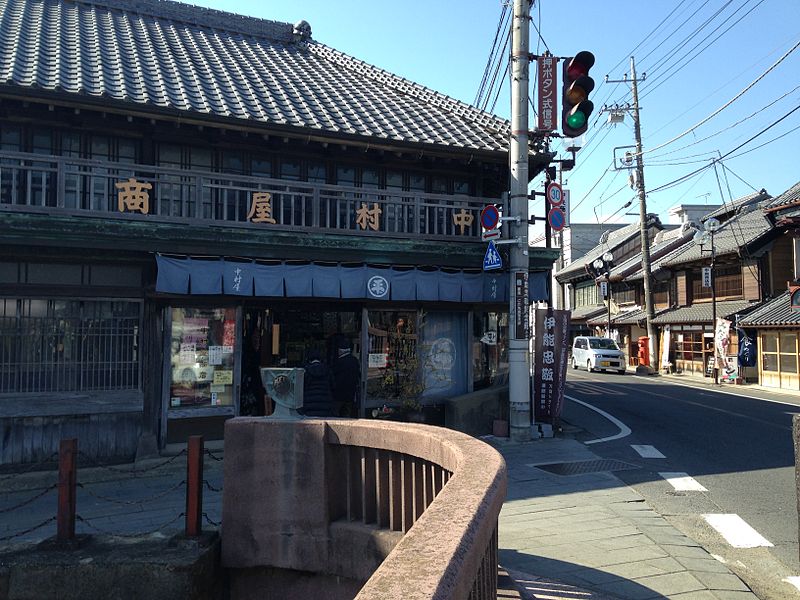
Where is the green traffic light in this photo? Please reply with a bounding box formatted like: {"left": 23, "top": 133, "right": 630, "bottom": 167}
{"left": 566, "top": 111, "right": 587, "bottom": 129}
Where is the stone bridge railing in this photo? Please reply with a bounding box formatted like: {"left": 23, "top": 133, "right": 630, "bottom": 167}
{"left": 221, "top": 418, "right": 507, "bottom": 600}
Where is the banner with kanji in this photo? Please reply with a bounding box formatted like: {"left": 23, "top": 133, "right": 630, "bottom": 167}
{"left": 532, "top": 308, "right": 571, "bottom": 423}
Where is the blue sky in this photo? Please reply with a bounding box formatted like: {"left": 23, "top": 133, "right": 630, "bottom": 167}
{"left": 195, "top": 0, "right": 799, "bottom": 241}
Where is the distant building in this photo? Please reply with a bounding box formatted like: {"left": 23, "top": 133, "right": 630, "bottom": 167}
{"left": 667, "top": 204, "right": 721, "bottom": 225}
{"left": 553, "top": 223, "right": 627, "bottom": 309}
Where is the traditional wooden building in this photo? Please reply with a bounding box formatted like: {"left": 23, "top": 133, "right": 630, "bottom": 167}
{"left": 0, "top": 0, "right": 556, "bottom": 464}
{"left": 737, "top": 181, "right": 800, "bottom": 391}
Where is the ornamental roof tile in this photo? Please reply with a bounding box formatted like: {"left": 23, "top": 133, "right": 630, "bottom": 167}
{"left": 737, "top": 291, "right": 800, "bottom": 327}
{"left": 0, "top": 0, "right": 510, "bottom": 152}
{"left": 651, "top": 299, "right": 761, "bottom": 325}
{"left": 660, "top": 207, "right": 775, "bottom": 267}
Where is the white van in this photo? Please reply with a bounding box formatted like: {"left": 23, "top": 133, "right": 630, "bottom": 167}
{"left": 571, "top": 336, "right": 626, "bottom": 374}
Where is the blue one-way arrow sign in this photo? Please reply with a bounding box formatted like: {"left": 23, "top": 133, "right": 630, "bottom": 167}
{"left": 483, "top": 241, "right": 503, "bottom": 271}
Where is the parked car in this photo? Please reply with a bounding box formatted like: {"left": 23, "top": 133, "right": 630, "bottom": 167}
{"left": 571, "top": 336, "right": 626, "bottom": 374}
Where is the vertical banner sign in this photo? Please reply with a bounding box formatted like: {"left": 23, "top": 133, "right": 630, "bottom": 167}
{"left": 513, "top": 272, "right": 529, "bottom": 339}
{"left": 736, "top": 328, "right": 757, "bottom": 367}
{"left": 537, "top": 55, "right": 557, "bottom": 131}
{"left": 715, "top": 317, "right": 731, "bottom": 370}
{"left": 661, "top": 324, "right": 671, "bottom": 370}
{"left": 702, "top": 267, "right": 712, "bottom": 288}
{"left": 533, "top": 308, "right": 571, "bottom": 422}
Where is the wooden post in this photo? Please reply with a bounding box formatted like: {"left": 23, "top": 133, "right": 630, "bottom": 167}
{"left": 56, "top": 438, "right": 77, "bottom": 542}
{"left": 185, "top": 435, "right": 204, "bottom": 537}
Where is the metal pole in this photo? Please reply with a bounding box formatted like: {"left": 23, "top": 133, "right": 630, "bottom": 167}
{"left": 508, "top": 0, "right": 532, "bottom": 441}
{"left": 57, "top": 438, "right": 77, "bottom": 542}
{"left": 711, "top": 232, "right": 718, "bottom": 384}
{"left": 630, "top": 56, "right": 658, "bottom": 369}
{"left": 607, "top": 276, "right": 612, "bottom": 338}
{"left": 185, "top": 435, "right": 204, "bottom": 537}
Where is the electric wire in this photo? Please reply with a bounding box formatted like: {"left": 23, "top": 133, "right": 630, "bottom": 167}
{"left": 639, "top": 0, "right": 768, "bottom": 102}
{"left": 645, "top": 38, "right": 800, "bottom": 155}
{"left": 639, "top": 0, "right": 757, "bottom": 96}
{"left": 648, "top": 102, "right": 800, "bottom": 195}
{"left": 474, "top": 4, "right": 509, "bottom": 107}
{"left": 647, "top": 85, "right": 800, "bottom": 160}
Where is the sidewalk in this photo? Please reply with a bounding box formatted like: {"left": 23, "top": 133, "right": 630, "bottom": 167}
{"left": 493, "top": 435, "right": 757, "bottom": 600}
{"left": 1, "top": 434, "right": 757, "bottom": 600}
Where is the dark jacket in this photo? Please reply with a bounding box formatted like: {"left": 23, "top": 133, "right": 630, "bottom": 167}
{"left": 332, "top": 353, "right": 361, "bottom": 405}
{"left": 302, "top": 360, "right": 334, "bottom": 417}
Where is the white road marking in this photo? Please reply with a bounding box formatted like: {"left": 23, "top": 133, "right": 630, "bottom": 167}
{"left": 703, "top": 514, "right": 774, "bottom": 548}
{"left": 784, "top": 576, "right": 800, "bottom": 592}
{"left": 659, "top": 472, "right": 708, "bottom": 491}
{"left": 565, "top": 395, "right": 632, "bottom": 445}
{"left": 631, "top": 444, "right": 666, "bottom": 458}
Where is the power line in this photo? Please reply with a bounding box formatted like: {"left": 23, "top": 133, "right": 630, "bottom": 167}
{"left": 645, "top": 38, "right": 800, "bottom": 155}
{"left": 647, "top": 85, "right": 800, "bottom": 161}
{"left": 639, "top": 0, "right": 767, "bottom": 101}
{"left": 648, "top": 102, "right": 800, "bottom": 195}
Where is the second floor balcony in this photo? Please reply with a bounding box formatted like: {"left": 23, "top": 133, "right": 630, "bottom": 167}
{"left": 0, "top": 151, "right": 489, "bottom": 244}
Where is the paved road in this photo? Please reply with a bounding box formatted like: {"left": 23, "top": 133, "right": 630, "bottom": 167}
{"left": 563, "top": 368, "right": 800, "bottom": 600}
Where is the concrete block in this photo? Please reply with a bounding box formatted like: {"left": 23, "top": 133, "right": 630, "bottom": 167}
{"left": 221, "top": 419, "right": 329, "bottom": 572}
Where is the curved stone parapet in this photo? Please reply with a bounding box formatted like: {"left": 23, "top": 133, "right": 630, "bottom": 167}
{"left": 221, "top": 418, "right": 507, "bottom": 600}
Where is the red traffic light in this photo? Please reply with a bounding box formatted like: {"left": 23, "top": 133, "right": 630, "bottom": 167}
{"left": 566, "top": 51, "right": 595, "bottom": 80}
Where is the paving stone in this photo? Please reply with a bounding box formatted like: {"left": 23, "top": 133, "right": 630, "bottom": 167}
{"left": 693, "top": 571, "right": 751, "bottom": 592}
{"left": 675, "top": 556, "right": 735, "bottom": 575}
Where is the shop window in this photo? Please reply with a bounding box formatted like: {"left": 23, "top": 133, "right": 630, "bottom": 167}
{"left": 361, "top": 168, "right": 379, "bottom": 189}
{"left": 366, "top": 310, "right": 419, "bottom": 403}
{"left": 761, "top": 332, "right": 778, "bottom": 372}
{"left": 386, "top": 170, "right": 403, "bottom": 190}
{"left": 473, "top": 311, "right": 508, "bottom": 390}
{"left": 431, "top": 176, "right": 448, "bottom": 194}
{"left": 453, "top": 178, "right": 471, "bottom": 196}
{"left": 279, "top": 158, "right": 300, "bottom": 181}
{"left": 0, "top": 298, "right": 140, "bottom": 394}
{"left": 307, "top": 160, "right": 326, "bottom": 183}
{"left": 336, "top": 165, "right": 356, "bottom": 187}
{"left": 168, "top": 307, "right": 237, "bottom": 410}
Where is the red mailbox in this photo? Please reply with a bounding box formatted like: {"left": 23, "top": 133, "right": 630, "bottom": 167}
{"left": 637, "top": 336, "right": 650, "bottom": 366}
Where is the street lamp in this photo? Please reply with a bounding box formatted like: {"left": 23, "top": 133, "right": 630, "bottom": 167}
{"left": 593, "top": 251, "right": 614, "bottom": 339}
{"left": 695, "top": 217, "right": 720, "bottom": 384}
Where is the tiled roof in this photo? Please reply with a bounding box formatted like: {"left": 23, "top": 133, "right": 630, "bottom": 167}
{"left": 660, "top": 208, "right": 774, "bottom": 267}
{"left": 555, "top": 218, "right": 660, "bottom": 282}
{"left": 764, "top": 181, "right": 800, "bottom": 211}
{"left": 700, "top": 190, "right": 770, "bottom": 222}
{"left": 737, "top": 291, "right": 800, "bottom": 327}
{"left": 652, "top": 300, "right": 760, "bottom": 325}
{"left": 569, "top": 305, "right": 606, "bottom": 321}
{"left": 0, "top": 0, "right": 510, "bottom": 152}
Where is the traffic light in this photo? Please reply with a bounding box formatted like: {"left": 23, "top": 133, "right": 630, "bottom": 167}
{"left": 562, "top": 51, "right": 595, "bottom": 138}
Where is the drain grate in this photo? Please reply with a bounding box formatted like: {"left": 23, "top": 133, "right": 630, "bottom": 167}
{"left": 533, "top": 459, "right": 641, "bottom": 476}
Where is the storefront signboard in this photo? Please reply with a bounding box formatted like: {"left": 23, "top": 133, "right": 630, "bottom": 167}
{"left": 532, "top": 308, "right": 571, "bottom": 423}
{"left": 513, "top": 272, "right": 529, "bottom": 339}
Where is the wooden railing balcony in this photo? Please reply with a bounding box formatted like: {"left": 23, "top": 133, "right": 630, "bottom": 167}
{"left": 0, "top": 151, "right": 486, "bottom": 242}
{"left": 222, "top": 418, "right": 507, "bottom": 600}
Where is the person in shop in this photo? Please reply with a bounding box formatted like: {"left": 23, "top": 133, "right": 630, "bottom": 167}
{"left": 332, "top": 338, "right": 361, "bottom": 417}
{"left": 240, "top": 330, "right": 267, "bottom": 416}
{"left": 301, "top": 349, "right": 335, "bottom": 417}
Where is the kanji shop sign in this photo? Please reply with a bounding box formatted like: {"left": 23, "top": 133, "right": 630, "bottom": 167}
{"left": 537, "top": 54, "right": 557, "bottom": 132}
{"left": 115, "top": 177, "right": 479, "bottom": 236}
{"left": 532, "top": 308, "right": 570, "bottom": 423}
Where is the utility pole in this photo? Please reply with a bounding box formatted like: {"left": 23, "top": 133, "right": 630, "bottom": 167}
{"left": 605, "top": 57, "right": 657, "bottom": 370}
{"left": 508, "top": 0, "right": 532, "bottom": 441}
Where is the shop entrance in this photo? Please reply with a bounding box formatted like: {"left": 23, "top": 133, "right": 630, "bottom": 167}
{"left": 240, "top": 305, "right": 362, "bottom": 416}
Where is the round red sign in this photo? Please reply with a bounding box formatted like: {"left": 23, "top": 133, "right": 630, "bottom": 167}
{"left": 546, "top": 182, "right": 563, "bottom": 206}
{"left": 480, "top": 205, "right": 500, "bottom": 230}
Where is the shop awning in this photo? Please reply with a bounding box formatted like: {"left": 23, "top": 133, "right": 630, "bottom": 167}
{"left": 155, "top": 256, "right": 550, "bottom": 303}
